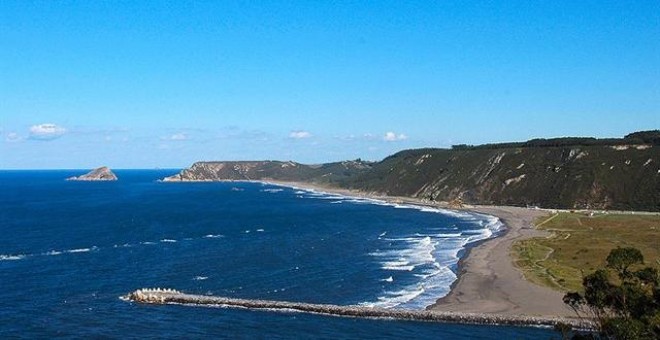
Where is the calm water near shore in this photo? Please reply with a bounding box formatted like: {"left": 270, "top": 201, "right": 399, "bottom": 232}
{"left": 0, "top": 170, "right": 556, "bottom": 338}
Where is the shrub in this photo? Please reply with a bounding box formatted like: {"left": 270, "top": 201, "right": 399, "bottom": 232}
{"left": 562, "top": 247, "right": 659, "bottom": 339}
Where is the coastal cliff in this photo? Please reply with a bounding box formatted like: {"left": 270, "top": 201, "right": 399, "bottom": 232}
{"left": 349, "top": 143, "right": 659, "bottom": 211}
{"left": 67, "top": 166, "right": 118, "bottom": 181}
{"left": 162, "top": 160, "right": 372, "bottom": 184}
{"left": 164, "top": 131, "right": 660, "bottom": 211}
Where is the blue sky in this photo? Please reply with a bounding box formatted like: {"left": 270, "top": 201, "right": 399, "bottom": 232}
{"left": 1, "top": 1, "right": 658, "bottom": 169}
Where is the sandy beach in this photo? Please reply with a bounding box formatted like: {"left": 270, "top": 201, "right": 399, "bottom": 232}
{"left": 428, "top": 205, "right": 573, "bottom": 316}
{"left": 256, "top": 180, "right": 574, "bottom": 317}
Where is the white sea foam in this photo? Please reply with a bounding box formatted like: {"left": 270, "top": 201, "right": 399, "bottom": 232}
{"left": 393, "top": 204, "right": 413, "bottom": 209}
{"left": 344, "top": 198, "right": 389, "bottom": 206}
{"left": 0, "top": 254, "right": 26, "bottom": 261}
{"left": 401, "top": 267, "right": 458, "bottom": 309}
{"left": 261, "top": 188, "right": 284, "bottom": 193}
{"left": 304, "top": 192, "right": 388, "bottom": 207}
{"left": 2, "top": 246, "right": 98, "bottom": 261}
{"left": 360, "top": 287, "right": 426, "bottom": 309}
{"left": 432, "top": 232, "right": 462, "bottom": 238}
{"left": 362, "top": 211, "right": 503, "bottom": 309}
{"left": 304, "top": 191, "right": 324, "bottom": 197}
{"left": 382, "top": 261, "right": 415, "bottom": 271}
{"left": 66, "top": 247, "right": 93, "bottom": 253}
{"left": 2, "top": 229, "right": 251, "bottom": 262}
{"left": 193, "top": 276, "right": 208, "bottom": 281}
{"left": 366, "top": 266, "right": 459, "bottom": 309}
{"left": 317, "top": 195, "right": 350, "bottom": 201}
{"left": 371, "top": 236, "right": 438, "bottom": 273}
{"left": 381, "top": 276, "right": 394, "bottom": 282}
{"left": 274, "top": 184, "right": 486, "bottom": 229}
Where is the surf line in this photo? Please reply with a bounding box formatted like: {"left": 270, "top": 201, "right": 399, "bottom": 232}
{"left": 122, "top": 288, "right": 593, "bottom": 330}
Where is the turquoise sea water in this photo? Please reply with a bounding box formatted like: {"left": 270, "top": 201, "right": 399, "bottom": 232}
{"left": 0, "top": 170, "right": 557, "bottom": 338}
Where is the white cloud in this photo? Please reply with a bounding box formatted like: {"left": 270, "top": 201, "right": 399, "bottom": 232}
{"left": 159, "top": 132, "right": 189, "bottom": 141}
{"left": 168, "top": 133, "right": 188, "bottom": 141}
{"left": 289, "top": 130, "right": 312, "bottom": 139}
{"left": 29, "top": 123, "right": 66, "bottom": 140}
{"left": 5, "top": 132, "right": 22, "bottom": 143}
{"left": 383, "top": 131, "right": 408, "bottom": 142}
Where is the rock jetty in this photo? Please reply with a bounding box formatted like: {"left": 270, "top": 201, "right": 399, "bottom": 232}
{"left": 66, "top": 166, "right": 118, "bottom": 181}
{"left": 123, "top": 288, "right": 594, "bottom": 331}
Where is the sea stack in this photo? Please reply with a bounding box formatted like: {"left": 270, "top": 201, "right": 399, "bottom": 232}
{"left": 66, "top": 166, "right": 118, "bottom": 181}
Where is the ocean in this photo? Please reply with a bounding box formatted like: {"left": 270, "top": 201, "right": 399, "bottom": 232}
{"left": 0, "top": 170, "right": 557, "bottom": 338}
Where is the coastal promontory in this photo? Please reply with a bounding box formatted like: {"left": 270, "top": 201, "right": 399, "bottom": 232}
{"left": 163, "top": 131, "right": 660, "bottom": 212}
{"left": 66, "top": 166, "right": 118, "bottom": 181}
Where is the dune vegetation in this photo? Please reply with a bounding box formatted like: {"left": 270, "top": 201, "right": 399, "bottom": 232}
{"left": 513, "top": 212, "right": 660, "bottom": 292}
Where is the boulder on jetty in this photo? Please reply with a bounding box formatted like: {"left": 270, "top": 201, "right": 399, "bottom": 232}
{"left": 66, "top": 166, "right": 118, "bottom": 181}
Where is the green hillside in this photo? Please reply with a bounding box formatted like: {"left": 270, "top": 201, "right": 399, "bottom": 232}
{"left": 343, "top": 144, "right": 659, "bottom": 211}
{"left": 164, "top": 131, "right": 660, "bottom": 211}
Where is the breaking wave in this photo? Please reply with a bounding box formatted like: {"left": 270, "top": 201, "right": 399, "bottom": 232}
{"left": 362, "top": 214, "right": 503, "bottom": 310}
{"left": 67, "top": 247, "right": 96, "bottom": 253}
{"left": 0, "top": 254, "right": 26, "bottom": 261}
{"left": 0, "top": 232, "right": 231, "bottom": 262}
{"left": 260, "top": 188, "right": 284, "bottom": 194}
{"left": 262, "top": 182, "right": 505, "bottom": 310}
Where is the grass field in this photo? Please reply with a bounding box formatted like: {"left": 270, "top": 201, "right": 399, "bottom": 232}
{"left": 513, "top": 212, "right": 660, "bottom": 292}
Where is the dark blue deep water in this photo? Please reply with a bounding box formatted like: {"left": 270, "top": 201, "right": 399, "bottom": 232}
{"left": 0, "top": 170, "right": 557, "bottom": 339}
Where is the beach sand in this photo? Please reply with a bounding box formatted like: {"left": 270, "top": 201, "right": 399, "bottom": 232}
{"left": 428, "top": 205, "right": 573, "bottom": 316}
{"left": 226, "top": 180, "right": 574, "bottom": 317}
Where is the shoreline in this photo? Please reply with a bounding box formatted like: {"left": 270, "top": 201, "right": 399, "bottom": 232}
{"left": 164, "top": 178, "right": 575, "bottom": 317}
{"left": 256, "top": 180, "right": 576, "bottom": 317}
{"left": 429, "top": 205, "right": 573, "bottom": 316}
